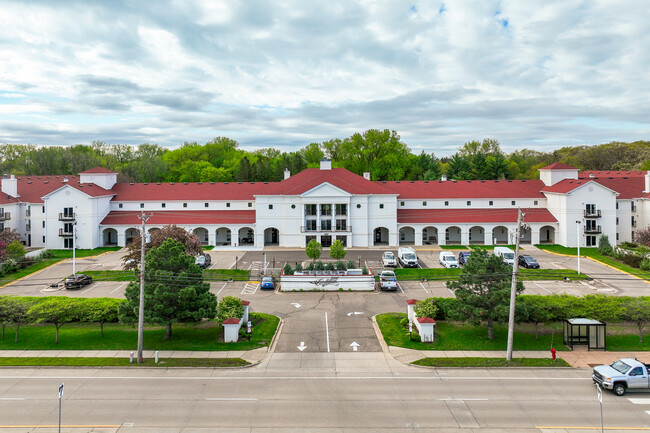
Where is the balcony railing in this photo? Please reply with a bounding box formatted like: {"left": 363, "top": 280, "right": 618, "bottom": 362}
{"left": 26, "top": 210, "right": 30, "bottom": 217}
{"left": 0, "top": 212, "right": 10, "bottom": 221}
{"left": 59, "top": 228, "right": 73, "bottom": 237}
{"left": 301, "top": 226, "right": 352, "bottom": 233}
{"left": 584, "top": 225, "right": 602, "bottom": 234}
{"left": 25, "top": 225, "right": 31, "bottom": 232}
{"left": 584, "top": 209, "right": 601, "bottom": 218}
{"left": 632, "top": 220, "right": 637, "bottom": 228}
{"left": 59, "top": 213, "right": 75, "bottom": 221}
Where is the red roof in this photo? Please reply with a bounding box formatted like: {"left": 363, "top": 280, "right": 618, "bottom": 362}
{"left": 541, "top": 179, "right": 592, "bottom": 194}
{"left": 397, "top": 208, "right": 557, "bottom": 224}
{"left": 100, "top": 210, "right": 255, "bottom": 226}
{"left": 112, "top": 182, "right": 271, "bottom": 201}
{"left": 267, "top": 168, "right": 395, "bottom": 195}
{"left": 417, "top": 317, "right": 436, "bottom": 324}
{"left": 539, "top": 163, "right": 578, "bottom": 170}
{"left": 406, "top": 299, "right": 418, "bottom": 305}
{"left": 222, "top": 318, "right": 241, "bottom": 324}
{"left": 242, "top": 300, "right": 250, "bottom": 306}
{"left": 579, "top": 170, "right": 646, "bottom": 178}
{"left": 79, "top": 167, "right": 117, "bottom": 174}
{"left": 540, "top": 178, "right": 638, "bottom": 197}
{"left": 382, "top": 179, "right": 546, "bottom": 199}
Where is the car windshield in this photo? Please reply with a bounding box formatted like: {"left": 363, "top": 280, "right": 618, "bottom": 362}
{"left": 444, "top": 256, "right": 456, "bottom": 262}
{"left": 404, "top": 253, "right": 416, "bottom": 260}
{"left": 611, "top": 360, "right": 631, "bottom": 374}
{"left": 381, "top": 272, "right": 396, "bottom": 278}
{"left": 384, "top": 253, "right": 394, "bottom": 259}
{"left": 525, "top": 257, "right": 536, "bottom": 262}
{"left": 262, "top": 277, "right": 273, "bottom": 283}
{"left": 503, "top": 253, "right": 515, "bottom": 260}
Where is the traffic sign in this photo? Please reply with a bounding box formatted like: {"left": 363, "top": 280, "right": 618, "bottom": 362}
{"left": 247, "top": 321, "right": 252, "bottom": 334}
{"left": 58, "top": 383, "right": 64, "bottom": 399}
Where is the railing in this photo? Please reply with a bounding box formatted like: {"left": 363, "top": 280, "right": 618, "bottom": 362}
{"left": 632, "top": 220, "right": 637, "bottom": 228}
{"left": 584, "top": 209, "right": 601, "bottom": 218}
{"left": 59, "top": 228, "right": 73, "bottom": 237}
{"left": 25, "top": 225, "right": 31, "bottom": 232}
{"left": 584, "top": 225, "right": 602, "bottom": 234}
{"left": 58, "top": 212, "right": 75, "bottom": 221}
{"left": 301, "top": 226, "right": 351, "bottom": 233}
{"left": 26, "top": 210, "right": 31, "bottom": 217}
{"left": 0, "top": 212, "right": 10, "bottom": 221}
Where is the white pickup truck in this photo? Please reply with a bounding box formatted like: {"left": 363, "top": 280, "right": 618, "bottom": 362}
{"left": 593, "top": 358, "right": 650, "bottom": 396}
{"left": 382, "top": 251, "right": 397, "bottom": 267}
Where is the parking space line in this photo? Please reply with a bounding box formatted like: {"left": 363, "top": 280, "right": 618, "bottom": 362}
{"left": 533, "top": 282, "right": 551, "bottom": 294}
{"left": 419, "top": 281, "right": 429, "bottom": 294}
{"left": 109, "top": 282, "right": 128, "bottom": 295}
{"left": 216, "top": 282, "right": 227, "bottom": 295}
{"left": 241, "top": 281, "right": 259, "bottom": 295}
{"left": 442, "top": 282, "right": 454, "bottom": 296}
{"left": 396, "top": 282, "right": 404, "bottom": 293}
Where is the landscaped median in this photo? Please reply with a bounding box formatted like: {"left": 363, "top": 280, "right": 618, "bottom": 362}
{"left": 83, "top": 268, "right": 252, "bottom": 283}
{"left": 393, "top": 267, "right": 589, "bottom": 281}
{"left": 0, "top": 357, "right": 250, "bottom": 367}
{"left": 412, "top": 357, "right": 570, "bottom": 367}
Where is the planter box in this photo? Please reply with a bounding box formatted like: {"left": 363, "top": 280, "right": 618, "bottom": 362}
{"left": 280, "top": 269, "right": 374, "bottom": 291}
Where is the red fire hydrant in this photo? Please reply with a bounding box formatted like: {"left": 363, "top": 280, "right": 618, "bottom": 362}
{"left": 551, "top": 347, "right": 557, "bottom": 360}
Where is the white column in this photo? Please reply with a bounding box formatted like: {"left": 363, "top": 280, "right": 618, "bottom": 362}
{"left": 414, "top": 227, "right": 423, "bottom": 246}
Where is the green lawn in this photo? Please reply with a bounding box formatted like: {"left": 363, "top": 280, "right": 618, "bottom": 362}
{"left": 439, "top": 245, "right": 468, "bottom": 250}
{"left": 48, "top": 247, "right": 122, "bottom": 259}
{"left": 0, "top": 357, "right": 249, "bottom": 367}
{"left": 204, "top": 269, "right": 251, "bottom": 281}
{"left": 0, "top": 259, "right": 61, "bottom": 286}
{"left": 535, "top": 244, "right": 650, "bottom": 280}
{"left": 376, "top": 313, "right": 567, "bottom": 351}
{"left": 84, "top": 270, "right": 137, "bottom": 281}
{"left": 0, "top": 313, "right": 279, "bottom": 351}
{"left": 412, "top": 357, "right": 569, "bottom": 367}
{"left": 606, "top": 334, "right": 650, "bottom": 351}
{"left": 469, "top": 245, "right": 522, "bottom": 251}
{"left": 393, "top": 267, "right": 587, "bottom": 281}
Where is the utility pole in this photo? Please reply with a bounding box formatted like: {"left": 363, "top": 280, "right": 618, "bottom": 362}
{"left": 576, "top": 220, "right": 581, "bottom": 274}
{"left": 137, "top": 211, "right": 152, "bottom": 364}
{"left": 72, "top": 222, "right": 76, "bottom": 275}
{"left": 506, "top": 208, "right": 524, "bottom": 361}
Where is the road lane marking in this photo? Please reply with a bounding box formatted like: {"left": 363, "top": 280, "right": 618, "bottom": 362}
{"left": 439, "top": 398, "right": 488, "bottom": 401}
{"left": 538, "top": 427, "right": 650, "bottom": 430}
{"left": 325, "top": 312, "right": 330, "bottom": 353}
{"left": 0, "top": 375, "right": 590, "bottom": 381}
{"left": 206, "top": 398, "right": 258, "bottom": 401}
{"left": 629, "top": 398, "right": 650, "bottom": 404}
{"left": 0, "top": 426, "right": 121, "bottom": 429}
{"left": 0, "top": 398, "right": 24, "bottom": 400}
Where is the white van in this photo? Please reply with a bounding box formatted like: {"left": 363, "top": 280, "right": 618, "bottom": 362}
{"left": 439, "top": 251, "right": 459, "bottom": 268}
{"left": 494, "top": 247, "right": 516, "bottom": 265}
{"left": 398, "top": 247, "right": 418, "bottom": 268}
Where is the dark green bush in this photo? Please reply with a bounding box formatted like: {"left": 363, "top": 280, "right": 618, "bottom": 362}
{"left": 620, "top": 254, "right": 643, "bottom": 268}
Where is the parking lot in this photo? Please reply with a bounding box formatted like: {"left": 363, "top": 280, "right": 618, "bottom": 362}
{"left": 1, "top": 245, "right": 648, "bottom": 353}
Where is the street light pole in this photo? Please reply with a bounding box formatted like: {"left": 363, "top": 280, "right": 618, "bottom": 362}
{"left": 576, "top": 220, "right": 581, "bottom": 275}
{"left": 136, "top": 212, "right": 152, "bottom": 364}
{"left": 72, "top": 222, "right": 76, "bottom": 276}
{"left": 506, "top": 208, "right": 524, "bottom": 362}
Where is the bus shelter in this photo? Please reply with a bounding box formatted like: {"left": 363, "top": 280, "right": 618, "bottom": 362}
{"left": 563, "top": 318, "right": 606, "bottom": 351}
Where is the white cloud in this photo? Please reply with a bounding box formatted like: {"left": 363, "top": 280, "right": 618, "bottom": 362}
{"left": 0, "top": 0, "right": 647, "bottom": 155}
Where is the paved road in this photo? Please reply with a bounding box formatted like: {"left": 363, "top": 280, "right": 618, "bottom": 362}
{"left": 0, "top": 362, "right": 648, "bottom": 432}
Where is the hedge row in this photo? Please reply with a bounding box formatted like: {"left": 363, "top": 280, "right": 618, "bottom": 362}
{"left": 415, "top": 294, "right": 650, "bottom": 324}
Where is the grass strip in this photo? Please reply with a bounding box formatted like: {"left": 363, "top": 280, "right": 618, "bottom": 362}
{"left": 0, "top": 313, "right": 280, "bottom": 351}
{"left": 376, "top": 313, "right": 567, "bottom": 351}
{"left": 412, "top": 357, "right": 569, "bottom": 367}
{"left": 393, "top": 267, "right": 588, "bottom": 281}
{"left": 536, "top": 244, "right": 650, "bottom": 280}
{"left": 0, "top": 357, "right": 249, "bottom": 367}
{"left": 438, "top": 245, "right": 468, "bottom": 250}
{"left": 469, "top": 245, "right": 522, "bottom": 251}
{"left": 204, "top": 269, "right": 251, "bottom": 281}
{"left": 83, "top": 270, "right": 136, "bottom": 281}
{"left": 47, "top": 247, "right": 122, "bottom": 259}
{"left": 0, "top": 259, "right": 62, "bottom": 286}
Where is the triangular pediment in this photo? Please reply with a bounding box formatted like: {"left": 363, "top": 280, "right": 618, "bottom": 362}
{"left": 300, "top": 182, "right": 352, "bottom": 197}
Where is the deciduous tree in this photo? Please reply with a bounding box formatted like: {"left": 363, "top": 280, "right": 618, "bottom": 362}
{"left": 305, "top": 239, "right": 322, "bottom": 262}
{"left": 123, "top": 225, "right": 203, "bottom": 270}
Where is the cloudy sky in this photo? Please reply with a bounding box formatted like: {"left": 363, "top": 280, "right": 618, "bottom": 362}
{"left": 0, "top": 0, "right": 648, "bottom": 156}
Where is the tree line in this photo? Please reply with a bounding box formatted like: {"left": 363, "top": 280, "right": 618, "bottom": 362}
{"left": 1, "top": 132, "right": 649, "bottom": 182}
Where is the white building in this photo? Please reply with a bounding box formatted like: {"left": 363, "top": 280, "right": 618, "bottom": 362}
{"left": 1, "top": 161, "right": 647, "bottom": 249}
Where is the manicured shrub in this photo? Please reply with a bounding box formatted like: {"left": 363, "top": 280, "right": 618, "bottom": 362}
{"left": 216, "top": 296, "right": 244, "bottom": 323}
{"left": 414, "top": 298, "right": 439, "bottom": 320}
{"left": 640, "top": 259, "right": 650, "bottom": 271}
{"left": 597, "top": 235, "right": 613, "bottom": 256}
{"left": 283, "top": 262, "right": 293, "bottom": 275}
{"left": 620, "top": 254, "right": 643, "bottom": 268}
{"left": 325, "top": 262, "right": 335, "bottom": 271}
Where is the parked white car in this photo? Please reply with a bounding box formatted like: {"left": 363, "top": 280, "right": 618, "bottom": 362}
{"left": 379, "top": 270, "right": 398, "bottom": 291}
{"left": 439, "top": 251, "right": 459, "bottom": 268}
{"left": 398, "top": 247, "right": 418, "bottom": 268}
{"left": 494, "top": 247, "right": 516, "bottom": 265}
{"left": 382, "top": 251, "right": 397, "bottom": 267}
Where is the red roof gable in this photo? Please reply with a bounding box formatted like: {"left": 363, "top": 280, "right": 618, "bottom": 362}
{"left": 100, "top": 210, "right": 255, "bottom": 226}
{"left": 417, "top": 317, "right": 436, "bottom": 324}
{"left": 406, "top": 299, "right": 418, "bottom": 305}
{"left": 541, "top": 179, "right": 592, "bottom": 194}
{"left": 539, "top": 163, "right": 578, "bottom": 170}
{"left": 6, "top": 176, "right": 81, "bottom": 203}
{"left": 381, "top": 179, "right": 546, "bottom": 199}
{"left": 588, "top": 177, "right": 645, "bottom": 200}
{"left": 266, "top": 168, "right": 395, "bottom": 195}
{"left": 79, "top": 167, "right": 117, "bottom": 174}
{"left": 397, "top": 208, "right": 557, "bottom": 224}
{"left": 112, "top": 182, "right": 271, "bottom": 201}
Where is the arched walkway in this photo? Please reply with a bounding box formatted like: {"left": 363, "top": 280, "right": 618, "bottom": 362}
{"left": 238, "top": 227, "right": 254, "bottom": 246}
{"left": 216, "top": 227, "right": 231, "bottom": 246}
{"left": 422, "top": 226, "right": 438, "bottom": 245}
{"left": 445, "top": 226, "right": 461, "bottom": 244}
{"left": 264, "top": 227, "right": 279, "bottom": 246}
{"left": 125, "top": 227, "right": 139, "bottom": 245}
{"left": 469, "top": 226, "right": 485, "bottom": 244}
{"left": 374, "top": 227, "right": 389, "bottom": 246}
{"left": 193, "top": 227, "right": 209, "bottom": 245}
{"left": 540, "top": 226, "right": 555, "bottom": 244}
{"left": 102, "top": 228, "right": 118, "bottom": 246}
{"left": 399, "top": 226, "right": 415, "bottom": 245}
{"left": 492, "top": 226, "right": 509, "bottom": 244}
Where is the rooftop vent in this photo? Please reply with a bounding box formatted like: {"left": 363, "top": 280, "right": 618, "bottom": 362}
{"left": 424, "top": 181, "right": 429, "bottom": 183}
{"left": 27, "top": 181, "right": 32, "bottom": 184}
{"left": 589, "top": 173, "right": 595, "bottom": 178}
{"left": 143, "top": 183, "right": 148, "bottom": 185}
{"left": 237, "top": 182, "right": 242, "bottom": 184}
{"left": 130, "top": 182, "right": 134, "bottom": 185}
{"left": 184, "top": 182, "right": 188, "bottom": 185}
{"left": 198, "top": 182, "right": 202, "bottom": 185}
{"left": 264, "top": 182, "right": 268, "bottom": 184}
{"left": 156, "top": 182, "right": 160, "bottom": 185}
{"left": 44, "top": 181, "right": 49, "bottom": 184}
{"left": 210, "top": 182, "right": 215, "bottom": 184}
{"left": 410, "top": 181, "right": 414, "bottom": 183}
{"left": 63, "top": 177, "right": 68, "bottom": 183}
{"left": 396, "top": 181, "right": 400, "bottom": 184}
{"left": 224, "top": 182, "right": 229, "bottom": 184}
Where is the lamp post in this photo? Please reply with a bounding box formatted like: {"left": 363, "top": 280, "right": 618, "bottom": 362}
{"left": 576, "top": 220, "right": 581, "bottom": 274}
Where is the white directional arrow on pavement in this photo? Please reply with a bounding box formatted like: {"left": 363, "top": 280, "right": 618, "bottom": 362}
{"left": 297, "top": 342, "right": 307, "bottom": 351}
{"left": 290, "top": 303, "right": 302, "bottom": 308}
{"left": 349, "top": 342, "right": 360, "bottom": 351}
{"left": 347, "top": 312, "right": 364, "bottom": 316}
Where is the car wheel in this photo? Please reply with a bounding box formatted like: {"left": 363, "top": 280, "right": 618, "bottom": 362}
{"left": 613, "top": 383, "right": 626, "bottom": 396}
